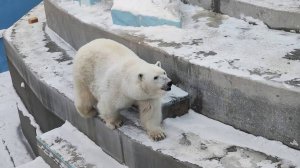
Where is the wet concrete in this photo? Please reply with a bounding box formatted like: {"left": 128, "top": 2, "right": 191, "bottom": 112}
{"left": 192, "top": 11, "right": 225, "bottom": 28}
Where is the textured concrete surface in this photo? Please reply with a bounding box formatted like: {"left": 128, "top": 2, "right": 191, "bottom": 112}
{"left": 185, "top": 0, "right": 300, "bottom": 31}
{"left": 220, "top": 0, "right": 300, "bottom": 31}
{"left": 43, "top": 0, "right": 300, "bottom": 150}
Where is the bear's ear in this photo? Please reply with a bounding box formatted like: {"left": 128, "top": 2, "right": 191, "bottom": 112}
{"left": 155, "top": 61, "right": 161, "bottom": 67}
{"left": 138, "top": 73, "right": 143, "bottom": 81}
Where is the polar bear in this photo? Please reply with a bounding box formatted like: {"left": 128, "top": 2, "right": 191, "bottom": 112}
{"left": 73, "top": 39, "right": 172, "bottom": 141}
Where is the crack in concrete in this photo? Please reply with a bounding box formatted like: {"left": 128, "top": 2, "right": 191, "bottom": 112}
{"left": 1, "top": 139, "right": 16, "bottom": 167}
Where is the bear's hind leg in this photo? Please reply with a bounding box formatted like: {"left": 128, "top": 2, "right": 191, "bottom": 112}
{"left": 74, "top": 83, "right": 98, "bottom": 118}
{"left": 138, "top": 99, "right": 166, "bottom": 141}
{"left": 97, "top": 101, "right": 122, "bottom": 129}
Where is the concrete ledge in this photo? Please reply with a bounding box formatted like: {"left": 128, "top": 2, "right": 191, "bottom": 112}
{"left": 220, "top": 0, "right": 300, "bottom": 31}
{"left": 43, "top": 0, "right": 300, "bottom": 150}
{"left": 186, "top": 0, "right": 300, "bottom": 31}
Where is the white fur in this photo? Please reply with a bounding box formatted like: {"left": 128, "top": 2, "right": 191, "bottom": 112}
{"left": 73, "top": 39, "right": 171, "bottom": 140}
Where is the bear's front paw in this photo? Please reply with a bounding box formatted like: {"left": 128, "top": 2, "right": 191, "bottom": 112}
{"left": 148, "top": 128, "right": 166, "bottom": 141}
{"left": 105, "top": 119, "right": 123, "bottom": 130}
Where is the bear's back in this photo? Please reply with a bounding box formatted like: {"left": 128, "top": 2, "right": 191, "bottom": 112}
{"left": 79, "top": 39, "right": 138, "bottom": 60}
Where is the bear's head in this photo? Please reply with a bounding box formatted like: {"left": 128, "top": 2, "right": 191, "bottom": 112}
{"left": 134, "top": 61, "right": 172, "bottom": 99}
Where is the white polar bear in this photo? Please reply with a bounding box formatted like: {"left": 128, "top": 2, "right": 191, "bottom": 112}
{"left": 73, "top": 39, "right": 172, "bottom": 141}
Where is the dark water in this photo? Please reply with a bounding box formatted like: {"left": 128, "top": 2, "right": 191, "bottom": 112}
{"left": 0, "top": 0, "right": 42, "bottom": 73}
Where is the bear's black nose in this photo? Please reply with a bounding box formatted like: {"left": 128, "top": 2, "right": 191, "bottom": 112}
{"left": 167, "top": 81, "right": 173, "bottom": 87}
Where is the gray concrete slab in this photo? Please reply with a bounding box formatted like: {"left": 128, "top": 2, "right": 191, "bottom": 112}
{"left": 182, "top": 0, "right": 300, "bottom": 31}
{"left": 219, "top": 0, "right": 300, "bottom": 31}
{"left": 42, "top": 0, "right": 300, "bottom": 150}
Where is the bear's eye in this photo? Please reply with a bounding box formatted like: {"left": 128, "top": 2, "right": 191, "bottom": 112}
{"left": 154, "top": 76, "right": 158, "bottom": 80}
{"left": 163, "top": 72, "right": 166, "bottom": 75}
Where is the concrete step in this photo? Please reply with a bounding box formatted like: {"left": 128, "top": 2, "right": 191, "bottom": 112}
{"left": 37, "top": 122, "right": 126, "bottom": 168}
{"left": 16, "top": 157, "right": 50, "bottom": 168}
{"left": 185, "top": 0, "right": 300, "bottom": 32}
{"left": 42, "top": 0, "right": 300, "bottom": 150}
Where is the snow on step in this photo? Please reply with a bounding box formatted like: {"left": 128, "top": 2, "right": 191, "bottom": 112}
{"left": 16, "top": 157, "right": 50, "bottom": 168}
{"left": 120, "top": 110, "right": 300, "bottom": 167}
{"left": 37, "top": 121, "right": 126, "bottom": 168}
{"left": 219, "top": 0, "right": 300, "bottom": 31}
{"left": 111, "top": 0, "right": 181, "bottom": 27}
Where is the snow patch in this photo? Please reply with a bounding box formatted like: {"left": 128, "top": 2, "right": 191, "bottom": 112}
{"left": 290, "top": 140, "right": 299, "bottom": 146}
{"left": 16, "top": 157, "right": 50, "bottom": 168}
{"left": 20, "top": 82, "right": 25, "bottom": 88}
{"left": 166, "top": 110, "right": 300, "bottom": 166}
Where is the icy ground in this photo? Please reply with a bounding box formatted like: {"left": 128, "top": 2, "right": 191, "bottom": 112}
{"left": 0, "top": 72, "right": 33, "bottom": 167}
{"left": 16, "top": 157, "right": 50, "bottom": 168}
